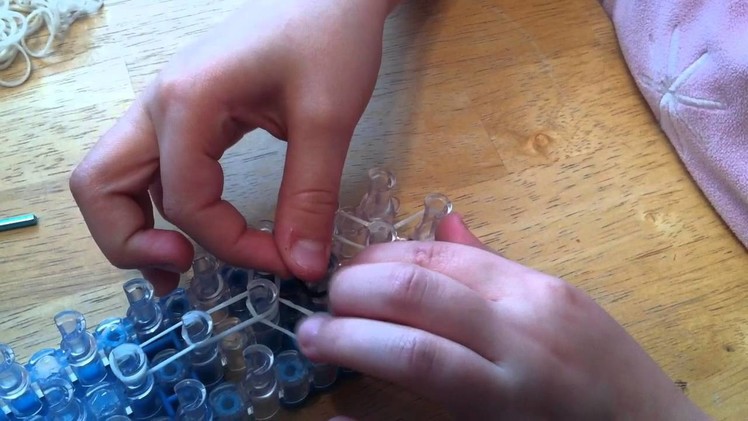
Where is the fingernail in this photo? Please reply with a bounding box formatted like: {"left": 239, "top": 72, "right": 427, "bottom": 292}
{"left": 291, "top": 239, "right": 326, "bottom": 272}
{"left": 296, "top": 314, "right": 330, "bottom": 357}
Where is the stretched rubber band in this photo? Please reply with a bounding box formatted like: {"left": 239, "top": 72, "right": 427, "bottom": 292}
{"left": 145, "top": 290, "right": 317, "bottom": 374}
{"left": 332, "top": 234, "right": 366, "bottom": 251}
{"left": 393, "top": 210, "right": 424, "bottom": 230}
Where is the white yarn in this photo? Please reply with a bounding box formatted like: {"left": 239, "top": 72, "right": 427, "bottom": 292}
{"left": 0, "top": 0, "right": 103, "bottom": 87}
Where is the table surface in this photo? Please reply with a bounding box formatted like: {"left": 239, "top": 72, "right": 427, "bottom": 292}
{"left": 1, "top": 0, "right": 746, "bottom": 419}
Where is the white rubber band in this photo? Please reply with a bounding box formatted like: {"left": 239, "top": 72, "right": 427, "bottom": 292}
{"left": 279, "top": 297, "right": 314, "bottom": 317}
{"left": 332, "top": 234, "right": 366, "bottom": 250}
{"left": 0, "top": 43, "right": 30, "bottom": 87}
{"left": 337, "top": 209, "right": 370, "bottom": 228}
{"left": 0, "top": 0, "right": 104, "bottom": 88}
{"left": 22, "top": 7, "right": 56, "bottom": 58}
{"left": 145, "top": 288, "right": 318, "bottom": 373}
{"left": 393, "top": 210, "right": 425, "bottom": 230}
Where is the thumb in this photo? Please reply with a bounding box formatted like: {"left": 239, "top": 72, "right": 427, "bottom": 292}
{"left": 435, "top": 212, "right": 495, "bottom": 252}
{"left": 273, "top": 125, "right": 351, "bottom": 281}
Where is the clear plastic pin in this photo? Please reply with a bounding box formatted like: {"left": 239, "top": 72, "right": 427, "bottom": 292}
{"left": 41, "top": 376, "right": 90, "bottom": 420}
{"left": 109, "top": 343, "right": 163, "bottom": 419}
{"left": 95, "top": 317, "right": 137, "bottom": 355}
{"left": 174, "top": 379, "right": 212, "bottom": 421}
{"left": 84, "top": 381, "right": 127, "bottom": 418}
{"left": 332, "top": 207, "right": 369, "bottom": 261}
{"left": 54, "top": 310, "right": 107, "bottom": 386}
{"left": 332, "top": 197, "right": 453, "bottom": 262}
{"left": 412, "top": 193, "right": 453, "bottom": 241}
{"left": 161, "top": 288, "right": 194, "bottom": 328}
{"left": 246, "top": 279, "right": 281, "bottom": 352}
{"left": 0, "top": 344, "right": 43, "bottom": 418}
{"left": 242, "top": 344, "right": 279, "bottom": 421}
{"left": 151, "top": 349, "right": 188, "bottom": 394}
{"left": 180, "top": 311, "right": 224, "bottom": 388}
{"left": 189, "top": 256, "right": 231, "bottom": 324}
{"left": 214, "top": 317, "right": 255, "bottom": 377}
{"left": 27, "top": 348, "right": 68, "bottom": 383}
{"left": 355, "top": 167, "right": 400, "bottom": 223}
{"left": 365, "top": 220, "right": 398, "bottom": 245}
{"left": 275, "top": 350, "right": 310, "bottom": 406}
{"left": 124, "top": 278, "right": 165, "bottom": 342}
{"left": 219, "top": 265, "right": 252, "bottom": 320}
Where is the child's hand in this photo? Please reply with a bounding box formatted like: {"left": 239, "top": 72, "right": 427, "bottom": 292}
{"left": 69, "top": 0, "right": 399, "bottom": 294}
{"left": 297, "top": 213, "right": 709, "bottom": 420}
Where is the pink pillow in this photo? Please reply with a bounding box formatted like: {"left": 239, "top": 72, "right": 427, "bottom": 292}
{"left": 601, "top": 0, "right": 748, "bottom": 247}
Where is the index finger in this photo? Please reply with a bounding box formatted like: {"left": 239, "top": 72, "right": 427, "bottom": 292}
{"left": 151, "top": 96, "right": 289, "bottom": 277}
{"left": 69, "top": 100, "right": 196, "bottom": 291}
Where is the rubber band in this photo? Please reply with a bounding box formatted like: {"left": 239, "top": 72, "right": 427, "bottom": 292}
{"left": 139, "top": 290, "right": 251, "bottom": 349}
{"left": 22, "top": 6, "right": 55, "bottom": 58}
{"left": 0, "top": 42, "right": 30, "bottom": 87}
{"left": 259, "top": 320, "right": 296, "bottom": 340}
{"left": 0, "top": 0, "right": 104, "bottom": 88}
{"left": 336, "top": 209, "right": 370, "bottom": 228}
{"left": 147, "top": 308, "right": 270, "bottom": 375}
{"left": 145, "top": 288, "right": 318, "bottom": 374}
{"left": 393, "top": 209, "right": 425, "bottom": 230}
{"left": 332, "top": 234, "right": 366, "bottom": 251}
{"left": 278, "top": 298, "right": 314, "bottom": 317}
{"left": 245, "top": 288, "right": 297, "bottom": 341}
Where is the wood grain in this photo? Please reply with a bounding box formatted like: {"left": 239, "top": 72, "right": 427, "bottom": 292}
{"left": 1, "top": 0, "right": 746, "bottom": 419}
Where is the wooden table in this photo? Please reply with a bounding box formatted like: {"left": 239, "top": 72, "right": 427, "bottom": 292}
{"left": 1, "top": 0, "right": 746, "bottom": 419}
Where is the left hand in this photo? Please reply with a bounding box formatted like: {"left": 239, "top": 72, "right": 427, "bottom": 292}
{"left": 69, "top": 0, "right": 397, "bottom": 293}
{"left": 296, "top": 213, "right": 707, "bottom": 420}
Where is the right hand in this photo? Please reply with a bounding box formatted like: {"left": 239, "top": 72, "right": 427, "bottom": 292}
{"left": 298, "top": 214, "right": 709, "bottom": 420}
{"left": 70, "top": 0, "right": 400, "bottom": 293}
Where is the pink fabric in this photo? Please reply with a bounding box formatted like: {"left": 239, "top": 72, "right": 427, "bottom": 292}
{"left": 600, "top": 0, "right": 748, "bottom": 248}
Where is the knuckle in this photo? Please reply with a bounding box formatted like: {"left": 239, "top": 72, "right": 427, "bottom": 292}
{"left": 303, "top": 97, "right": 344, "bottom": 127}
{"left": 161, "top": 199, "right": 189, "bottom": 226}
{"left": 389, "top": 264, "right": 429, "bottom": 308}
{"left": 392, "top": 333, "right": 440, "bottom": 378}
{"left": 153, "top": 74, "right": 199, "bottom": 109}
{"left": 539, "top": 276, "right": 580, "bottom": 308}
{"left": 69, "top": 161, "right": 100, "bottom": 201}
{"left": 107, "top": 254, "right": 133, "bottom": 269}
{"left": 68, "top": 164, "right": 89, "bottom": 198}
{"left": 410, "top": 242, "right": 453, "bottom": 272}
{"left": 298, "top": 95, "right": 359, "bottom": 137}
{"left": 287, "top": 188, "right": 339, "bottom": 218}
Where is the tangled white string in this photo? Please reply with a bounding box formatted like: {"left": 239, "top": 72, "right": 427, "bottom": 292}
{"left": 0, "top": 0, "right": 103, "bottom": 87}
